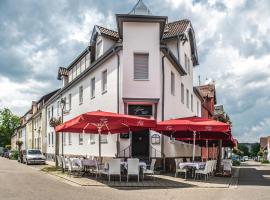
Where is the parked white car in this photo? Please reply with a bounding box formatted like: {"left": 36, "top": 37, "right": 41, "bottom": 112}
{"left": 22, "top": 149, "right": 46, "bottom": 165}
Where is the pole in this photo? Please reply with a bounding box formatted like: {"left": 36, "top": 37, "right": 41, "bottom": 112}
{"left": 192, "top": 131, "right": 196, "bottom": 162}
{"left": 212, "top": 143, "right": 215, "bottom": 159}
{"left": 206, "top": 140, "right": 209, "bottom": 160}
{"left": 98, "top": 127, "right": 101, "bottom": 164}
{"left": 61, "top": 108, "right": 64, "bottom": 156}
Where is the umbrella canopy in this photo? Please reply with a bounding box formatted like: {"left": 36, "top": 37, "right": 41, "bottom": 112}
{"left": 55, "top": 110, "right": 156, "bottom": 134}
{"left": 176, "top": 137, "right": 237, "bottom": 148}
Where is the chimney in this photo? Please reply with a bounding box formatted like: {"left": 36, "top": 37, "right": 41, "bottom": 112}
{"left": 57, "top": 67, "right": 69, "bottom": 88}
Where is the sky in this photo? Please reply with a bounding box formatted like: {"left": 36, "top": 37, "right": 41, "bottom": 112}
{"left": 0, "top": 0, "right": 269, "bottom": 143}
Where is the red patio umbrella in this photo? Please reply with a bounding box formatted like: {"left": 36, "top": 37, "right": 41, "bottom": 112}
{"left": 55, "top": 110, "right": 156, "bottom": 160}
{"left": 154, "top": 116, "right": 231, "bottom": 161}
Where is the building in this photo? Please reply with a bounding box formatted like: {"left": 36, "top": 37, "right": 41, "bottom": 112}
{"left": 45, "top": 0, "right": 203, "bottom": 162}
{"left": 32, "top": 90, "right": 59, "bottom": 152}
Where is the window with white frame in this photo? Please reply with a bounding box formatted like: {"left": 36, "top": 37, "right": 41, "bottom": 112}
{"left": 90, "top": 134, "right": 95, "bottom": 144}
{"left": 102, "top": 70, "right": 107, "bottom": 93}
{"left": 68, "top": 93, "right": 72, "bottom": 111}
{"left": 186, "top": 89, "right": 189, "bottom": 108}
{"left": 79, "top": 133, "right": 83, "bottom": 145}
{"left": 48, "top": 108, "right": 51, "bottom": 120}
{"left": 48, "top": 133, "right": 50, "bottom": 146}
{"left": 72, "top": 66, "right": 76, "bottom": 80}
{"left": 185, "top": 54, "right": 187, "bottom": 71}
{"left": 63, "top": 133, "right": 66, "bottom": 146}
{"left": 57, "top": 101, "right": 60, "bottom": 116}
{"left": 91, "top": 77, "right": 95, "bottom": 98}
{"left": 181, "top": 83, "right": 184, "bottom": 104}
{"left": 100, "top": 135, "right": 107, "bottom": 143}
{"left": 171, "top": 72, "right": 175, "bottom": 95}
{"left": 134, "top": 53, "right": 149, "bottom": 80}
{"left": 76, "top": 62, "right": 80, "bottom": 77}
{"left": 51, "top": 106, "right": 54, "bottom": 118}
{"left": 86, "top": 52, "right": 90, "bottom": 68}
{"left": 81, "top": 56, "right": 86, "bottom": 72}
{"left": 68, "top": 132, "right": 72, "bottom": 145}
{"left": 69, "top": 69, "right": 73, "bottom": 82}
{"left": 191, "top": 94, "right": 193, "bottom": 112}
{"left": 96, "top": 39, "right": 102, "bottom": 59}
{"left": 51, "top": 132, "right": 54, "bottom": 146}
{"left": 79, "top": 86, "right": 83, "bottom": 105}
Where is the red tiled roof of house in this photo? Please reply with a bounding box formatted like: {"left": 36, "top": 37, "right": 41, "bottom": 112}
{"left": 57, "top": 67, "right": 69, "bottom": 80}
{"left": 96, "top": 25, "right": 119, "bottom": 40}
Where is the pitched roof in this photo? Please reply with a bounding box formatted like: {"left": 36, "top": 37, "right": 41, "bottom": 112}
{"left": 129, "top": 0, "right": 152, "bottom": 15}
{"left": 96, "top": 25, "right": 119, "bottom": 40}
{"left": 163, "top": 19, "right": 190, "bottom": 39}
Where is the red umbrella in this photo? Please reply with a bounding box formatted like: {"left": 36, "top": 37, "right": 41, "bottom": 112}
{"left": 154, "top": 116, "right": 231, "bottom": 161}
{"left": 55, "top": 110, "right": 156, "bottom": 160}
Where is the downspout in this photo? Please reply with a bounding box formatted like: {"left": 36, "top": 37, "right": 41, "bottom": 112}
{"left": 161, "top": 55, "right": 165, "bottom": 170}
{"left": 176, "top": 35, "right": 180, "bottom": 62}
{"left": 116, "top": 52, "right": 120, "bottom": 157}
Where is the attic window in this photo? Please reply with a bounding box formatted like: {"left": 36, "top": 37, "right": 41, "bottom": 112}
{"left": 96, "top": 39, "right": 102, "bottom": 59}
{"left": 164, "top": 27, "right": 169, "bottom": 33}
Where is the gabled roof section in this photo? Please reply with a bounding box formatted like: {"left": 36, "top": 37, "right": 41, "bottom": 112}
{"left": 57, "top": 67, "right": 69, "bottom": 80}
{"left": 129, "top": 0, "right": 152, "bottom": 15}
{"left": 197, "top": 84, "right": 217, "bottom": 104}
{"left": 96, "top": 25, "right": 119, "bottom": 40}
{"left": 163, "top": 19, "right": 190, "bottom": 39}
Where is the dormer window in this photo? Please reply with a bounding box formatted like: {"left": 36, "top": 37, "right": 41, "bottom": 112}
{"left": 96, "top": 39, "right": 102, "bottom": 59}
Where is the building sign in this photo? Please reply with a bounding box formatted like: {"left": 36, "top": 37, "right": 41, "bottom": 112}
{"left": 128, "top": 105, "right": 152, "bottom": 116}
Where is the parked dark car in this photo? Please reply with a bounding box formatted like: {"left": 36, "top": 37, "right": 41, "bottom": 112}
{"left": 1, "top": 148, "right": 9, "bottom": 158}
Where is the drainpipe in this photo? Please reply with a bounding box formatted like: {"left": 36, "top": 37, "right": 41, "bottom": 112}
{"left": 161, "top": 55, "right": 165, "bottom": 171}
{"left": 116, "top": 52, "right": 120, "bottom": 157}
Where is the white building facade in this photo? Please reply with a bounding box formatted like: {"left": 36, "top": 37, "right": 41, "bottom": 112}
{"left": 45, "top": 0, "right": 202, "bottom": 161}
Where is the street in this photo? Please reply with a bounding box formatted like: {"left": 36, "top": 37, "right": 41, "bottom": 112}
{"left": 0, "top": 157, "right": 270, "bottom": 200}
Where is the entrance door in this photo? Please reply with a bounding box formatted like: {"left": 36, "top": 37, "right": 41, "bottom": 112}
{"left": 132, "top": 130, "right": 149, "bottom": 158}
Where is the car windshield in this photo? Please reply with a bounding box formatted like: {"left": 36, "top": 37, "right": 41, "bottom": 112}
{"left": 28, "top": 150, "right": 42, "bottom": 155}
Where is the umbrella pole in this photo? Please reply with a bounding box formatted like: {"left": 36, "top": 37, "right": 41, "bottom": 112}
{"left": 192, "top": 131, "right": 196, "bottom": 162}
{"left": 98, "top": 127, "right": 101, "bottom": 165}
{"left": 206, "top": 140, "right": 209, "bottom": 161}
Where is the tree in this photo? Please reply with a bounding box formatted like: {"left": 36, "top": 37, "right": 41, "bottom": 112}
{"left": 250, "top": 143, "right": 260, "bottom": 157}
{"left": 49, "top": 117, "right": 61, "bottom": 167}
{"left": 238, "top": 144, "right": 250, "bottom": 156}
{"left": 0, "top": 108, "right": 20, "bottom": 147}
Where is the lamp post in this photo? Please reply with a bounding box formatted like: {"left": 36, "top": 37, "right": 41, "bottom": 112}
{"left": 60, "top": 98, "right": 66, "bottom": 157}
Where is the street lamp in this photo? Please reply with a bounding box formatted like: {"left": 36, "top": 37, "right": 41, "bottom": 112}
{"left": 60, "top": 98, "right": 66, "bottom": 157}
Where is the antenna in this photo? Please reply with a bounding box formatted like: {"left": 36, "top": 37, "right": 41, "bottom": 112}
{"left": 198, "top": 75, "right": 201, "bottom": 86}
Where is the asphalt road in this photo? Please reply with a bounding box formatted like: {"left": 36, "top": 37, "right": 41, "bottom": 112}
{"left": 0, "top": 157, "right": 270, "bottom": 200}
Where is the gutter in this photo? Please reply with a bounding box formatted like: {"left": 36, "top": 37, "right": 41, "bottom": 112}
{"left": 161, "top": 55, "right": 165, "bottom": 170}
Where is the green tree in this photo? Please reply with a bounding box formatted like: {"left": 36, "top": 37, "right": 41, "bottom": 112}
{"left": 0, "top": 108, "right": 20, "bottom": 147}
{"left": 250, "top": 143, "right": 260, "bottom": 157}
{"left": 238, "top": 144, "right": 250, "bottom": 156}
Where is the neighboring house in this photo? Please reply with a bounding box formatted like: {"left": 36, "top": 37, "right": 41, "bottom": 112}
{"left": 197, "top": 83, "right": 216, "bottom": 119}
{"left": 25, "top": 106, "right": 34, "bottom": 150}
{"left": 11, "top": 132, "right": 18, "bottom": 150}
{"left": 32, "top": 90, "right": 59, "bottom": 153}
{"left": 45, "top": 0, "right": 203, "bottom": 162}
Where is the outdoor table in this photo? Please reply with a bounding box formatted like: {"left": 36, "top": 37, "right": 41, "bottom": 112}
{"left": 81, "top": 159, "right": 97, "bottom": 176}
{"left": 120, "top": 161, "right": 147, "bottom": 174}
{"left": 179, "top": 162, "right": 206, "bottom": 178}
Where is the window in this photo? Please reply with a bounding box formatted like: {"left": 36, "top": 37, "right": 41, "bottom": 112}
{"left": 51, "top": 132, "right": 54, "bottom": 146}
{"left": 81, "top": 56, "right": 86, "bottom": 72}
{"left": 171, "top": 72, "right": 175, "bottom": 95}
{"left": 68, "top": 133, "right": 72, "bottom": 145}
{"left": 185, "top": 54, "right": 187, "bottom": 71}
{"left": 63, "top": 133, "right": 66, "bottom": 146}
{"left": 96, "top": 39, "right": 102, "bottom": 58}
{"left": 90, "top": 134, "right": 95, "bottom": 144}
{"left": 48, "top": 133, "right": 51, "bottom": 146}
{"left": 197, "top": 101, "right": 200, "bottom": 116}
{"left": 72, "top": 67, "right": 76, "bottom": 79}
{"left": 186, "top": 89, "right": 189, "bottom": 108}
{"left": 68, "top": 93, "right": 72, "bottom": 111}
{"left": 91, "top": 78, "right": 95, "bottom": 98}
{"left": 86, "top": 52, "right": 90, "bottom": 68}
{"left": 51, "top": 106, "right": 54, "bottom": 118}
{"left": 102, "top": 70, "right": 107, "bottom": 93}
{"left": 48, "top": 109, "right": 51, "bottom": 120}
{"left": 100, "top": 135, "right": 107, "bottom": 143}
{"left": 76, "top": 62, "right": 80, "bottom": 77}
{"left": 134, "top": 53, "right": 149, "bottom": 80}
{"left": 191, "top": 94, "right": 193, "bottom": 112}
{"left": 79, "top": 134, "right": 83, "bottom": 145}
{"left": 69, "top": 69, "right": 73, "bottom": 82}
{"left": 181, "top": 83, "right": 184, "bottom": 104}
{"left": 57, "top": 101, "right": 60, "bottom": 116}
{"left": 79, "top": 86, "right": 83, "bottom": 105}
{"left": 188, "top": 59, "right": 190, "bottom": 75}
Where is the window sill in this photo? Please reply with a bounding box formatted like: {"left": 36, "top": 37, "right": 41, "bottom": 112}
{"left": 101, "top": 90, "right": 107, "bottom": 95}
{"left": 133, "top": 79, "right": 149, "bottom": 81}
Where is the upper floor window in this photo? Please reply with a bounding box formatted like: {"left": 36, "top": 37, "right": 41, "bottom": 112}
{"left": 48, "top": 109, "right": 51, "bottom": 120}
{"left": 171, "top": 72, "right": 175, "bottom": 95}
{"left": 79, "top": 133, "right": 83, "bottom": 145}
{"left": 79, "top": 86, "right": 83, "bottom": 105}
{"left": 68, "top": 133, "right": 72, "bottom": 145}
{"left": 185, "top": 54, "right": 188, "bottom": 72}
{"left": 134, "top": 53, "right": 149, "bottom": 80}
{"left": 90, "top": 134, "right": 95, "bottom": 144}
{"left": 96, "top": 39, "right": 102, "bottom": 59}
{"left": 51, "top": 106, "right": 54, "bottom": 118}
{"left": 69, "top": 69, "right": 73, "bottom": 82}
{"left": 57, "top": 101, "right": 60, "bottom": 116}
{"left": 91, "top": 77, "right": 95, "bottom": 98}
{"left": 191, "top": 94, "right": 193, "bottom": 112}
{"left": 186, "top": 89, "right": 189, "bottom": 108}
{"left": 48, "top": 133, "right": 50, "bottom": 146}
{"left": 181, "top": 83, "right": 184, "bottom": 104}
{"left": 76, "top": 62, "right": 80, "bottom": 77}
{"left": 81, "top": 56, "right": 86, "bottom": 72}
{"left": 68, "top": 93, "right": 72, "bottom": 111}
{"left": 72, "top": 67, "right": 76, "bottom": 80}
{"left": 102, "top": 70, "right": 107, "bottom": 93}
{"left": 86, "top": 52, "right": 91, "bottom": 68}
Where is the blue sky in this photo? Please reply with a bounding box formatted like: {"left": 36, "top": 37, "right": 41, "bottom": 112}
{"left": 0, "top": 0, "right": 269, "bottom": 143}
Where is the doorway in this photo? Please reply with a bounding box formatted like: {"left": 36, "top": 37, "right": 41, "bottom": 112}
{"left": 131, "top": 129, "right": 149, "bottom": 158}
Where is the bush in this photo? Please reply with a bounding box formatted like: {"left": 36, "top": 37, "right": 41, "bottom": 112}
{"left": 232, "top": 160, "right": 240, "bottom": 166}
{"left": 261, "top": 160, "right": 270, "bottom": 164}
{"left": 10, "top": 150, "right": 18, "bottom": 160}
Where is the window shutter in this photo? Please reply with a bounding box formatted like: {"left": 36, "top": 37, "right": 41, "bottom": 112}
{"left": 134, "top": 53, "right": 149, "bottom": 80}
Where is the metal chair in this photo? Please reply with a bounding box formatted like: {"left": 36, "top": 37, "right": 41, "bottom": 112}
{"left": 127, "top": 158, "right": 140, "bottom": 182}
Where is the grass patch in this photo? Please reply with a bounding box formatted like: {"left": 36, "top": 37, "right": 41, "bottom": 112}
{"left": 261, "top": 160, "right": 270, "bottom": 164}
{"left": 41, "top": 166, "right": 62, "bottom": 172}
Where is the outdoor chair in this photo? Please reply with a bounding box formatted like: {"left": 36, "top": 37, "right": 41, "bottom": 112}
{"left": 195, "top": 161, "right": 211, "bottom": 181}
{"left": 143, "top": 159, "right": 156, "bottom": 180}
{"left": 127, "top": 158, "right": 140, "bottom": 182}
{"left": 61, "top": 156, "right": 68, "bottom": 172}
{"left": 56, "top": 155, "right": 62, "bottom": 168}
{"left": 67, "top": 158, "right": 83, "bottom": 176}
{"left": 175, "top": 158, "right": 188, "bottom": 179}
{"left": 91, "top": 158, "right": 104, "bottom": 179}
{"left": 223, "top": 159, "right": 232, "bottom": 175}
{"left": 101, "top": 159, "right": 121, "bottom": 182}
